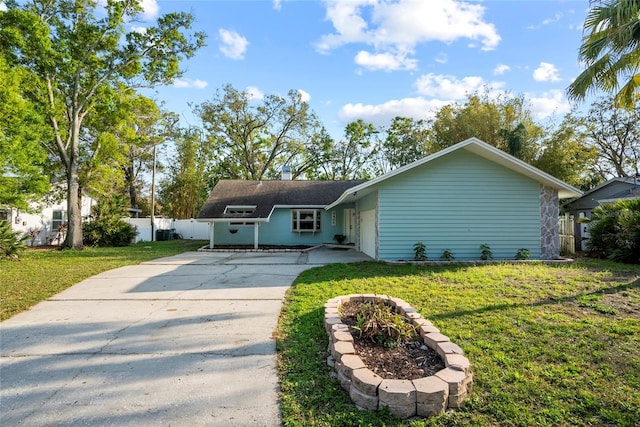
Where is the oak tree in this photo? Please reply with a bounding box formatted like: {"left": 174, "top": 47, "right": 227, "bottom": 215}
{"left": 0, "top": 54, "right": 50, "bottom": 209}
{"left": 195, "top": 84, "right": 325, "bottom": 181}
{"left": 0, "top": 0, "right": 205, "bottom": 249}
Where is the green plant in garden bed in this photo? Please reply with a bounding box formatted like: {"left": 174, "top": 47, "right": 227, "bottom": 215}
{"left": 440, "top": 248, "right": 455, "bottom": 261}
{"left": 343, "top": 299, "right": 418, "bottom": 348}
{"left": 515, "top": 248, "right": 530, "bottom": 260}
{"left": 480, "top": 243, "right": 493, "bottom": 260}
{"left": 0, "top": 240, "right": 207, "bottom": 320}
{"left": 276, "top": 259, "right": 640, "bottom": 426}
{"left": 413, "top": 242, "right": 427, "bottom": 261}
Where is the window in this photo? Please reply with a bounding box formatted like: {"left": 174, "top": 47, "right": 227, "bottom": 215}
{"left": 0, "top": 209, "right": 8, "bottom": 222}
{"left": 52, "top": 210, "right": 66, "bottom": 231}
{"left": 224, "top": 205, "right": 256, "bottom": 226}
{"left": 291, "top": 209, "right": 321, "bottom": 232}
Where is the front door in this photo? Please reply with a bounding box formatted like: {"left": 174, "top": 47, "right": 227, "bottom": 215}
{"left": 343, "top": 208, "right": 356, "bottom": 244}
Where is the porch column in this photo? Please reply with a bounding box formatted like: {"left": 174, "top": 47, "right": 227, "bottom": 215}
{"left": 209, "top": 222, "right": 215, "bottom": 249}
{"left": 253, "top": 222, "right": 259, "bottom": 249}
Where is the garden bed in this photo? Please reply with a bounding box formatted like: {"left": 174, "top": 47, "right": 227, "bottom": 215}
{"left": 324, "top": 294, "right": 473, "bottom": 419}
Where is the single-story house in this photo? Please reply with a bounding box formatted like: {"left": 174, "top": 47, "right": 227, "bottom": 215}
{"left": 563, "top": 176, "right": 640, "bottom": 251}
{"left": 197, "top": 138, "right": 582, "bottom": 261}
{"left": 1, "top": 189, "right": 95, "bottom": 246}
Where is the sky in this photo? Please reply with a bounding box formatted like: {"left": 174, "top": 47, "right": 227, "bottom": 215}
{"left": 134, "top": 0, "right": 590, "bottom": 140}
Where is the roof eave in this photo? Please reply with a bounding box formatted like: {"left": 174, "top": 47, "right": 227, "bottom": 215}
{"left": 195, "top": 218, "right": 271, "bottom": 223}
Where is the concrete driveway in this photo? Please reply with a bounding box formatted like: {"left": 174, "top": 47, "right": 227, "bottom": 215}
{"left": 0, "top": 247, "right": 371, "bottom": 426}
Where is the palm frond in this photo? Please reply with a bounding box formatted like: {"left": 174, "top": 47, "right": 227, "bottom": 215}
{"left": 568, "top": 0, "right": 640, "bottom": 108}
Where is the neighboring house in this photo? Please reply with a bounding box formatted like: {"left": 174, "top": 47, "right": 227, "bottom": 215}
{"left": 564, "top": 176, "right": 640, "bottom": 251}
{"left": 197, "top": 138, "right": 582, "bottom": 261}
{"left": 0, "top": 191, "right": 95, "bottom": 246}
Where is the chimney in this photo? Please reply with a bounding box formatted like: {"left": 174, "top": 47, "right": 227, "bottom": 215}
{"left": 281, "top": 165, "right": 292, "bottom": 180}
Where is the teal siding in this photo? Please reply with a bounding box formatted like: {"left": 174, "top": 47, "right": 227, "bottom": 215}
{"left": 358, "top": 191, "right": 378, "bottom": 211}
{"left": 377, "top": 150, "right": 541, "bottom": 261}
{"left": 212, "top": 206, "right": 351, "bottom": 246}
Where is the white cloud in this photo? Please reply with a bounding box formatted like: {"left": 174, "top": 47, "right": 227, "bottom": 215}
{"left": 140, "top": 0, "right": 159, "bottom": 20}
{"left": 273, "top": 0, "right": 283, "bottom": 11}
{"left": 0, "top": 2, "right": 7, "bottom": 12}
{"left": 415, "top": 73, "right": 504, "bottom": 99}
{"left": 219, "top": 29, "right": 249, "bottom": 60}
{"left": 245, "top": 86, "right": 264, "bottom": 101}
{"left": 533, "top": 62, "right": 561, "bottom": 82}
{"left": 173, "top": 79, "right": 208, "bottom": 89}
{"left": 354, "top": 50, "right": 418, "bottom": 71}
{"left": 316, "top": 0, "right": 501, "bottom": 68}
{"left": 297, "top": 89, "right": 311, "bottom": 102}
{"left": 339, "top": 97, "right": 450, "bottom": 127}
{"left": 130, "top": 26, "right": 147, "bottom": 34}
{"left": 435, "top": 53, "right": 448, "bottom": 64}
{"left": 542, "top": 12, "right": 563, "bottom": 25}
{"left": 527, "top": 90, "right": 571, "bottom": 119}
{"left": 493, "top": 64, "right": 511, "bottom": 75}
{"left": 98, "top": 0, "right": 157, "bottom": 22}
{"left": 528, "top": 12, "right": 564, "bottom": 29}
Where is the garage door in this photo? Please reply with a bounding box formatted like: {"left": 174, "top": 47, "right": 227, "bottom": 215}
{"left": 359, "top": 209, "right": 376, "bottom": 259}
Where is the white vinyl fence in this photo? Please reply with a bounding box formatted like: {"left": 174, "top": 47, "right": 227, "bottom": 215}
{"left": 123, "top": 218, "right": 209, "bottom": 243}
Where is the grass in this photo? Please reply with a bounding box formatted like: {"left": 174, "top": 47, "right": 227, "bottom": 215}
{"left": 276, "top": 258, "right": 640, "bottom": 426}
{"left": 0, "top": 240, "right": 207, "bottom": 321}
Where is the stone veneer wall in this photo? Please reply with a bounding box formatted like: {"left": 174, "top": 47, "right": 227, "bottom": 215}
{"left": 540, "top": 185, "right": 560, "bottom": 260}
{"left": 324, "top": 294, "right": 473, "bottom": 419}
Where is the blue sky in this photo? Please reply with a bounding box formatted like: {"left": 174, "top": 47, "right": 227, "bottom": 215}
{"left": 135, "top": 0, "right": 590, "bottom": 140}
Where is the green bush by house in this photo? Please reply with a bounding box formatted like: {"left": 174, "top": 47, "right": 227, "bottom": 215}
{"left": 585, "top": 198, "right": 640, "bottom": 264}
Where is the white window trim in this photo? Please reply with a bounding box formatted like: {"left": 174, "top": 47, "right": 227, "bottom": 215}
{"left": 52, "top": 210, "right": 66, "bottom": 230}
{"left": 225, "top": 205, "right": 257, "bottom": 227}
{"left": 291, "top": 209, "right": 322, "bottom": 233}
{"left": 224, "top": 205, "right": 256, "bottom": 214}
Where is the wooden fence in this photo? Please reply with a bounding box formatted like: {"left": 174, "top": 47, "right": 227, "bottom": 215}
{"left": 559, "top": 213, "right": 575, "bottom": 254}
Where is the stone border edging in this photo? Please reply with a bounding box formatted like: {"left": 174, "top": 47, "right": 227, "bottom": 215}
{"left": 325, "top": 294, "right": 473, "bottom": 419}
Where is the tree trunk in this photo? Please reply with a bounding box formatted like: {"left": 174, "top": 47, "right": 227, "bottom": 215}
{"left": 63, "top": 118, "right": 84, "bottom": 250}
{"left": 63, "top": 163, "right": 84, "bottom": 250}
{"left": 126, "top": 164, "right": 138, "bottom": 212}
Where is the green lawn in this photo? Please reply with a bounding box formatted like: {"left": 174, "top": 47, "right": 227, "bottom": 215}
{"left": 0, "top": 240, "right": 207, "bottom": 321}
{"left": 276, "top": 259, "right": 640, "bottom": 427}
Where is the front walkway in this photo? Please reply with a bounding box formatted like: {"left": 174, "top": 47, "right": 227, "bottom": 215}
{"left": 0, "top": 248, "right": 370, "bottom": 426}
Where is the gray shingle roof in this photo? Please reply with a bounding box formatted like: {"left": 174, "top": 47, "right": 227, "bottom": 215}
{"left": 196, "top": 180, "right": 366, "bottom": 220}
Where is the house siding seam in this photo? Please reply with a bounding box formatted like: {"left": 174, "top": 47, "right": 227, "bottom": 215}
{"left": 376, "top": 150, "right": 542, "bottom": 261}
{"left": 539, "top": 185, "right": 560, "bottom": 259}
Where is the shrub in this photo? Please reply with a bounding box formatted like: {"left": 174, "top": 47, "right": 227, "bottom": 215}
{"left": 0, "top": 221, "right": 28, "bottom": 260}
{"left": 413, "top": 241, "right": 427, "bottom": 261}
{"left": 25, "top": 228, "right": 42, "bottom": 246}
{"left": 480, "top": 243, "right": 493, "bottom": 260}
{"left": 83, "top": 196, "right": 136, "bottom": 247}
{"left": 440, "top": 248, "right": 455, "bottom": 261}
{"left": 515, "top": 248, "right": 530, "bottom": 260}
{"left": 585, "top": 199, "right": 640, "bottom": 264}
{"left": 333, "top": 234, "right": 346, "bottom": 244}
